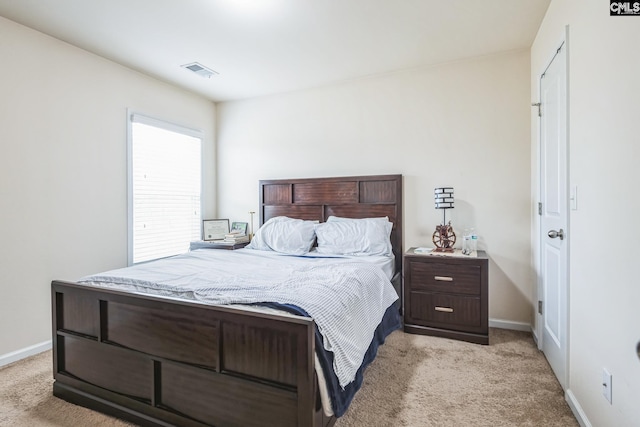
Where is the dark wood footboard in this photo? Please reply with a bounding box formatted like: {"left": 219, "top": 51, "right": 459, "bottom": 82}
{"left": 52, "top": 280, "right": 335, "bottom": 427}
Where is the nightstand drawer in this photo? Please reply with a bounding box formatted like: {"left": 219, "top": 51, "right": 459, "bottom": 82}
{"left": 408, "top": 291, "right": 482, "bottom": 332}
{"left": 408, "top": 261, "right": 480, "bottom": 295}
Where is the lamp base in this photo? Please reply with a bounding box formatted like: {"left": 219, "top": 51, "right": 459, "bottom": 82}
{"left": 432, "top": 222, "right": 457, "bottom": 251}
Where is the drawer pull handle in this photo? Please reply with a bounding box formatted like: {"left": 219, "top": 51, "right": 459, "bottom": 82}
{"left": 434, "top": 276, "right": 453, "bottom": 282}
{"left": 435, "top": 306, "right": 454, "bottom": 313}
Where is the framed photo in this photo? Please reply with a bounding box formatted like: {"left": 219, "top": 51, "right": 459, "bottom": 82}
{"left": 202, "top": 219, "right": 229, "bottom": 241}
{"left": 230, "top": 222, "right": 248, "bottom": 235}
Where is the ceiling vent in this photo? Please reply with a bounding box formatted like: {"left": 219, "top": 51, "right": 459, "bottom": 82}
{"left": 181, "top": 62, "right": 218, "bottom": 78}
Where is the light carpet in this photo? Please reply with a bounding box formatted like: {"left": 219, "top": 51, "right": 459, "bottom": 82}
{"left": 0, "top": 329, "right": 577, "bottom": 426}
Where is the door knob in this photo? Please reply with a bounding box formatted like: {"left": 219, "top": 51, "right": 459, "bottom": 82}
{"left": 547, "top": 229, "right": 565, "bottom": 240}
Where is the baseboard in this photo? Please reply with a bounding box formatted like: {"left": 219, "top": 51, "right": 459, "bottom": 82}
{"left": 566, "top": 389, "right": 592, "bottom": 427}
{"left": 0, "top": 340, "right": 52, "bottom": 368}
{"left": 489, "top": 318, "right": 531, "bottom": 332}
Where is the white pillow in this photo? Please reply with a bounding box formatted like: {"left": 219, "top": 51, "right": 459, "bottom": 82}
{"left": 315, "top": 216, "right": 393, "bottom": 256}
{"left": 246, "top": 216, "right": 317, "bottom": 255}
{"left": 327, "top": 215, "right": 391, "bottom": 227}
{"left": 327, "top": 216, "right": 393, "bottom": 240}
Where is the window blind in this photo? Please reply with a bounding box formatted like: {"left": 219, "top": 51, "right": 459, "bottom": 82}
{"left": 128, "top": 114, "right": 202, "bottom": 264}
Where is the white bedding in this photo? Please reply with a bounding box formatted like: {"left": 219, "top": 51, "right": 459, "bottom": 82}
{"left": 296, "top": 248, "right": 395, "bottom": 280}
{"left": 79, "top": 248, "right": 398, "bottom": 396}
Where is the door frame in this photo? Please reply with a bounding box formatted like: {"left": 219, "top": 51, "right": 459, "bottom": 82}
{"left": 535, "top": 26, "right": 570, "bottom": 390}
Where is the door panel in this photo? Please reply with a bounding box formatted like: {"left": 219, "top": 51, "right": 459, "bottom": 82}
{"left": 539, "top": 40, "right": 568, "bottom": 390}
{"left": 544, "top": 244, "right": 560, "bottom": 345}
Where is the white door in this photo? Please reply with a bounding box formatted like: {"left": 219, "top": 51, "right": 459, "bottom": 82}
{"left": 539, "top": 41, "right": 569, "bottom": 390}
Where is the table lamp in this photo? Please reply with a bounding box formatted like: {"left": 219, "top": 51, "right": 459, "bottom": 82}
{"left": 248, "top": 211, "right": 255, "bottom": 241}
{"left": 433, "top": 187, "right": 456, "bottom": 252}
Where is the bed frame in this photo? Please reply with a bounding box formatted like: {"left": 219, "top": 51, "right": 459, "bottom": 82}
{"left": 52, "top": 174, "right": 403, "bottom": 427}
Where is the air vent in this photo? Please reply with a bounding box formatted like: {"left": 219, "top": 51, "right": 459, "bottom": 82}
{"left": 181, "top": 62, "right": 218, "bottom": 78}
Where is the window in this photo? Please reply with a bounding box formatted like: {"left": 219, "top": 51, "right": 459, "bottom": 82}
{"left": 128, "top": 112, "right": 202, "bottom": 264}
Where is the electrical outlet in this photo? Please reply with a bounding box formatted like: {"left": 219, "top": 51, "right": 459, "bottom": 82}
{"left": 602, "top": 368, "right": 612, "bottom": 404}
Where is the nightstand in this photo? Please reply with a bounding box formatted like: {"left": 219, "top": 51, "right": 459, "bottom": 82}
{"left": 189, "top": 241, "right": 249, "bottom": 250}
{"left": 403, "top": 248, "right": 489, "bottom": 345}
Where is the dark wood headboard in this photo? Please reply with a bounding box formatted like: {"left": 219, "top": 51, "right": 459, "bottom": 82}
{"left": 259, "top": 174, "right": 403, "bottom": 274}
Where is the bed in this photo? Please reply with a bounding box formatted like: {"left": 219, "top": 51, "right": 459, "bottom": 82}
{"left": 51, "top": 174, "right": 403, "bottom": 427}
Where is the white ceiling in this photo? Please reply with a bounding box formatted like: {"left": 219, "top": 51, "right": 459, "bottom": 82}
{"left": 0, "top": 0, "right": 550, "bottom": 102}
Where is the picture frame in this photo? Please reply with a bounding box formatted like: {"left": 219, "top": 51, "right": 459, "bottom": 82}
{"left": 202, "top": 219, "right": 229, "bottom": 241}
{"left": 230, "top": 221, "right": 248, "bottom": 235}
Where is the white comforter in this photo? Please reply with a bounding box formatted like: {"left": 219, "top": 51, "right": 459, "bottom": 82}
{"left": 79, "top": 248, "right": 398, "bottom": 389}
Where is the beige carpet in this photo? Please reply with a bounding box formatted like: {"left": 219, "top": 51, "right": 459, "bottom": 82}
{"left": 0, "top": 329, "right": 577, "bottom": 427}
{"left": 336, "top": 329, "right": 577, "bottom": 426}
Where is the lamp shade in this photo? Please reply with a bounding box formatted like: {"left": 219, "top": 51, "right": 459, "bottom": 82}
{"left": 434, "top": 187, "right": 454, "bottom": 209}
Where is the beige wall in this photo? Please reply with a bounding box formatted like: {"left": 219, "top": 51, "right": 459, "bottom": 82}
{"left": 0, "top": 17, "right": 216, "bottom": 357}
{"left": 217, "top": 50, "right": 533, "bottom": 327}
{"left": 532, "top": 1, "right": 640, "bottom": 425}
